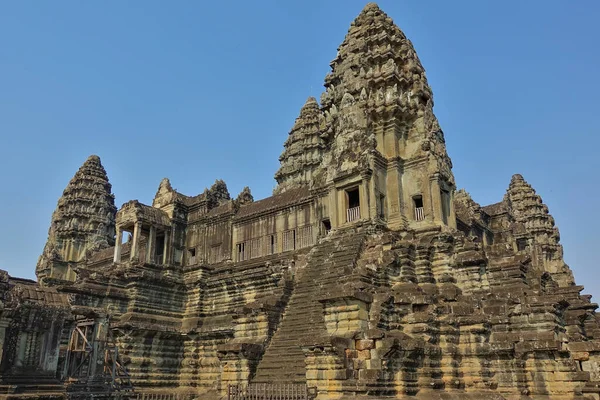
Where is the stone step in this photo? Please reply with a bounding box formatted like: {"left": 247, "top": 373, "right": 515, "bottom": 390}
{"left": 253, "top": 229, "right": 367, "bottom": 383}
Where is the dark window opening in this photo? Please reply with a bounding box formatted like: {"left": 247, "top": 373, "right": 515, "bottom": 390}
{"left": 413, "top": 195, "right": 424, "bottom": 221}
{"left": 473, "top": 227, "right": 484, "bottom": 243}
{"left": 155, "top": 234, "right": 165, "bottom": 264}
{"left": 322, "top": 219, "right": 331, "bottom": 234}
{"left": 293, "top": 230, "right": 296, "bottom": 250}
{"left": 441, "top": 189, "right": 451, "bottom": 225}
{"left": 413, "top": 304, "right": 428, "bottom": 313}
{"left": 237, "top": 242, "right": 245, "bottom": 261}
{"left": 516, "top": 238, "right": 528, "bottom": 251}
{"left": 347, "top": 188, "right": 360, "bottom": 208}
{"left": 346, "top": 187, "right": 360, "bottom": 222}
{"left": 188, "top": 248, "right": 196, "bottom": 265}
{"left": 269, "top": 235, "right": 276, "bottom": 254}
{"left": 379, "top": 194, "right": 386, "bottom": 219}
{"left": 486, "top": 231, "right": 494, "bottom": 246}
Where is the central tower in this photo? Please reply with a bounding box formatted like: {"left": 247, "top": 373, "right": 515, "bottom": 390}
{"left": 275, "top": 3, "right": 456, "bottom": 231}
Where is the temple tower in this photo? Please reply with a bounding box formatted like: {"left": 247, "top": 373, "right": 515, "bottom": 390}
{"left": 36, "top": 155, "right": 117, "bottom": 284}
{"left": 274, "top": 97, "right": 326, "bottom": 194}
{"left": 505, "top": 174, "right": 574, "bottom": 286}
{"left": 274, "top": 3, "right": 456, "bottom": 231}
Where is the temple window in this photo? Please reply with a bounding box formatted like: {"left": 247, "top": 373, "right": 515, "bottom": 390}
{"left": 473, "top": 226, "right": 484, "bottom": 243}
{"left": 322, "top": 219, "right": 331, "bottom": 234}
{"left": 413, "top": 195, "right": 424, "bottom": 221}
{"left": 441, "top": 189, "right": 451, "bottom": 224}
{"left": 250, "top": 238, "right": 262, "bottom": 259}
{"left": 485, "top": 231, "right": 494, "bottom": 246}
{"left": 267, "top": 234, "right": 277, "bottom": 255}
{"left": 346, "top": 187, "right": 360, "bottom": 222}
{"left": 22, "top": 331, "right": 42, "bottom": 368}
{"left": 297, "top": 225, "right": 314, "bottom": 249}
{"left": 283, "top": 229, "right": 296, "bottom": 252}
{"left": 236, "top": 242, "right": 246, "bottom": 261}
{"left": 516, "top": 238, "right": 528, "bottom": 251}
{"left": 187, "top": 248, "right": 196, "bottom": 265}
{"left": 155, "top": 234, "right": 165, "bottom": 265}
{"left": 379, "top": 194, "right": 386, "bottom": 219}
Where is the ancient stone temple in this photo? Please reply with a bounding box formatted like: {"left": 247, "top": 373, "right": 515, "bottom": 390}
{"left": 2, "top": 3, "right": 600, "bottom": 399}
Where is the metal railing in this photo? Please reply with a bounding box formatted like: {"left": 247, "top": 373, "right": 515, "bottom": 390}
{"left": 346, "top": 206, "right": 360, "bottom": 222}
{"left": 228, "top": 384, "right": 317, "bottom": 400}
{"left": 415, "top": 207, "right": 425, "bottom": 221}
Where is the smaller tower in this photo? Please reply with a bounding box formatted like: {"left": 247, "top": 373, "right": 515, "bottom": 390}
{"left": 36, "top": 155, "right": 117, "bottom": 285}
{"left": 274, "top": 97, "right": 326, "bottom": 194}
{"left": 505, "top": 174, "right": 574, "bottom": 286}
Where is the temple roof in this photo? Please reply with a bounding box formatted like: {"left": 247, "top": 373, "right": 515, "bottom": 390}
{"left": 236, "top": 186, "right": 311, "bottom": 219}
{"left": 117, "top": 200, "right": 171, "bottom": 228}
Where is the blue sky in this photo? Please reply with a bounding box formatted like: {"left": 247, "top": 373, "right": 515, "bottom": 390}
{"left": 1, "top": 1, "right": 598, "bottom": 298}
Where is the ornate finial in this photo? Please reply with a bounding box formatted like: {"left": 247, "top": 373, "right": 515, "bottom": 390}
{"left": 362, "top": 3, "right": 381, "bottom": 12}
{"left": 158, "top": 178, "right": 173, "bottom": 192}
{"left": 207, "top": 179, "right": 231, "bottom": 207}
{"left": 510, "top": 174, "right": 525, "bottom": 184}
{"left": 236, "top": 187, "right": 254, "bottom": 205}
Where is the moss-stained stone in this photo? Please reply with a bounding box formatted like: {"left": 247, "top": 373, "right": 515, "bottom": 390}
{"left": 1, "top": 3, "right": 599, "bottom": 400}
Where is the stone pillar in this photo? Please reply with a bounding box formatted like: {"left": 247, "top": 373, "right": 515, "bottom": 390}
{"left": 359, "top": 181, "right": 368, "bottom": 220}
{"left": 330, "top": 187, "right": 339, "bottom": 228}
{"left": 146, "top": 226, "right": 156, "bottom": 264}
{"left": 386, "top": 162, "right": 406, "bottom": 230}
{"left": 113, "top": 227, "right": 123, "bottom": 263}
{"left": 448, "top": 189, "right": 457, "bottom": 229}
{"left": 429, "top": 174, "right": 443, "bottom": 224}
{"left": 0, "top": 318, "right": 10, "bottom": 365}
{"left": 162, "top": 229, "right": 171, "bottom": 265}
{"left": 130, "top": 222, "right": 142, "bottom": 261}
{"left": 368, "top": 175, "right": 377, "bottom": 220}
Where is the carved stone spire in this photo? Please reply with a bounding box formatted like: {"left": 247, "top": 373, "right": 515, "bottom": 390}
{"left": 274, "top": 97, "right": 326, "bottom": 194}
{"left": 207, "top": 179, "right": 230, "bottom": 208}
{"left": 236, "top": 186, "right": 254, "bottom": 206}
{"left": 505, "top": 174, "right": 574, "bottom": 286}
{"left": 319, "top": 3, "right": 453, "bottom": 186}
{"left": 36, "top": 155, "right": 117, "bottom": 284}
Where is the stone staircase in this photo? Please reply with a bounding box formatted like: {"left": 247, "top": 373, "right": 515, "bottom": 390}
{"left": 252, "top": 226, "right": 368, "bottom": 383}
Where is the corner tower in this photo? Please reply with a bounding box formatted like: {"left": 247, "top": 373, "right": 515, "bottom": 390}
{"left": 36, "top": 155, "right": 117, "bottom": 284}
{"left": 506, "top": 174, "right": 574, "bottom": 286}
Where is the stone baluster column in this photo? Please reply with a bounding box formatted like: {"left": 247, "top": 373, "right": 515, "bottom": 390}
{"left": 113, "top": 227, "right": 123, "bottom": 263}
{"left": 130, "top": 222, "right": 141, "bottom": 261}
{"left": 429, "top": 174, "right": 443, "bottom": 223}
{"left": 162, "top": 229, "right": 171, "bottom": 265}
{"left": 146, "top": 226, "right": 156, "bottom": 264}
{"left": 0, "top": 318, "right": 9, "bottom": 364}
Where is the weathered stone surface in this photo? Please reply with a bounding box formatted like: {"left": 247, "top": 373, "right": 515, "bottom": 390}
{"left": 36, "top": 155, "right": 117, "bottom": 285}
{"left": 2, "top": 3, "right": 599, "bottom": 400}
